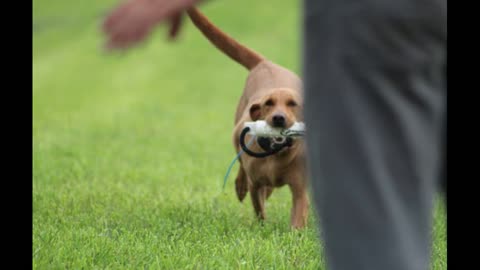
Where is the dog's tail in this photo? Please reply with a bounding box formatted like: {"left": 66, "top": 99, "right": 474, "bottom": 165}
{"left": 186, "top": 7, "right": 264, "bottom": 70}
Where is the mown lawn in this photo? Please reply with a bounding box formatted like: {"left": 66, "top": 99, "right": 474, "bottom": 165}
{"left": 33, "top": 0, "right": 446, "bottom": 268}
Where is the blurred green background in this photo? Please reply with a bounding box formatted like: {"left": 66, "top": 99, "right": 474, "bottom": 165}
{"left": 33, "top": 0, "right": 446, "bottom": 269}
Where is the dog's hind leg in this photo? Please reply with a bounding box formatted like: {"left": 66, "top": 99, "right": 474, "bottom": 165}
{"left": 235, "top": 166, "right": 249, "bottom": 202}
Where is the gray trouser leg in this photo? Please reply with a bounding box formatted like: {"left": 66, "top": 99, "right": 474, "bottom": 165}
{"left": 302, "top": 0, "right": 446, "bottom": 269}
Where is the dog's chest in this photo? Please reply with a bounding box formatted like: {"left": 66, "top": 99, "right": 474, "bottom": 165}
{"left": 244, "top": 157, "right": 292, "bottom": 187}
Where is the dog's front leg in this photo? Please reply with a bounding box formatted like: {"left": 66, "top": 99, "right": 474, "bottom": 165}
{"left": 235, "top": 165, "right": 249, "bottom": 202}
{"left": 288, "top": 178, "right": 309, "bottom": 229}
{"left": 250, "top": 183, "right": 267, "bottom": 221}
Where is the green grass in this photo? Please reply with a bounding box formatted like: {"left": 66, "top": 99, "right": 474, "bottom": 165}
{"left": 33, "top": 0, "right": 446, "bottom": 269}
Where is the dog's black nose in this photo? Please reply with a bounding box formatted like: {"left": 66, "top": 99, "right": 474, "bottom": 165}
{"left": 272, "top": 114, "right": 286, "bottom": 128}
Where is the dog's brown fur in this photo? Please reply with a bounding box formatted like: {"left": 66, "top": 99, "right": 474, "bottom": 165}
{"left": 187, "top": 8, "right": 308, "bottom": 229}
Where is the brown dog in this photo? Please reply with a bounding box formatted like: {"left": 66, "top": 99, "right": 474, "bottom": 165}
{"left": 187, "top": 8, "right": 308, "bottom": 229}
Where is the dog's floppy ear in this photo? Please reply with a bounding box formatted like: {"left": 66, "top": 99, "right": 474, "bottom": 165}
{"left": 249, "top": 103, "right": 261, "bottom": 121}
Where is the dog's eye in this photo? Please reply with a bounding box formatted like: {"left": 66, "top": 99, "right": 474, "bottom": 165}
{"left": 265, "top": 99, "right": 274, "bottom": 106}
{"left": 287, "top": 100, "right": 297, "bottom": 107}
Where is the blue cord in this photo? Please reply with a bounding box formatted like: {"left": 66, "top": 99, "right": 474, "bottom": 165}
{"left": 222, "top": 135, "right": 256, "bottom": 191}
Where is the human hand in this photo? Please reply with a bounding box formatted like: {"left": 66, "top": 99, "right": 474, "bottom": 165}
{"left": 102, "top": 0, "right": 201, "bottom": 50}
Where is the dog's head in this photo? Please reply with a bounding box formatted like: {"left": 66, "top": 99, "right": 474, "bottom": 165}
{"left": 249, "top": 88, "right": 303, "bottom": 128}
